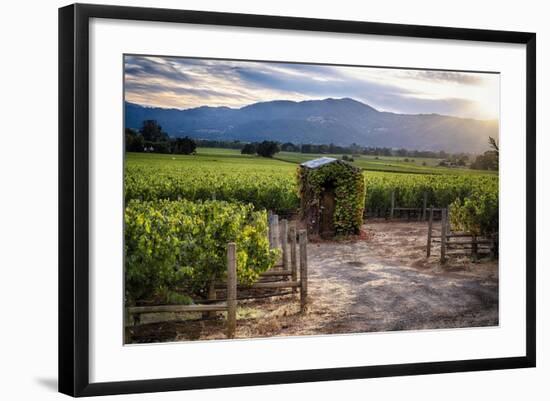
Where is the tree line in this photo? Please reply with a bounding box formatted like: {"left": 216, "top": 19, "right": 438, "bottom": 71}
{"left": 126, "top": 120, "right": 197, "bottom": 155}
{"left": 126, "top": 120, "right": 498, "bottom": 170}
{"left": 126, "top": 120, "right": 267, "bottom": 155}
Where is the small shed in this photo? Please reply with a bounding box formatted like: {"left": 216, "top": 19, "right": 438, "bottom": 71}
{"left": 298, "top": 157, "right": 365, "bottom": 238}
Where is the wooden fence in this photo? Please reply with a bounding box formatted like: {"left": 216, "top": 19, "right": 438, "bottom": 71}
{"left": 365, "top": 191, "right": 445, "bottom": 221}
{"left": 126, "top": 216, "right": 309, "bottom": 339}
{"left": 426, "top": 207, "right": 498, "bottom": 263}
{"left": 267, "top": 214, "right": 307, "bottom": 307}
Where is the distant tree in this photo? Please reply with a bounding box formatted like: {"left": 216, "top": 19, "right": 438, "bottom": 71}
{"left": 139, "top": 120, "right": 168, "bottom": 142}
{"left": 125, "top": 128, "right": 144, "bottom": 152}
{"left": 145, "top": 141, "right": 171, "bottom": 154}
{"left": 241, "top": 143, "right": 257, "bottom": 155}
{"left": 195, "top": 139, "right": 245, "bottom": 150}
{"left": 301, "top": 144, "right": 314, "bottom": 153}
{"left": 318, "top": 144, "right": 329, "bottom": 154}
{"left": 488, "top": 136, "right": 499, "bottom": 167}
{"left": 281, "top": 142, "right": 298, "bottom": 152}
{"left": 256, "top": 141, "right": 280, "bottom": 158}
{"left": 397, "top": 148, "right": 408, "bottom": 157}
{"left": 471, "top": 151, "right": 498, "bottom": 171}
{"left": 342, "top": 155, "right": 354, "bottom": 162}
{"left": 488, "top": 136, "right": 499, "bottom": 157}
{"left": 172, "top": 137, "right": 196, "bottom": 155}
{"left": 470, "top": 137, "right": 499, "bottom": 171}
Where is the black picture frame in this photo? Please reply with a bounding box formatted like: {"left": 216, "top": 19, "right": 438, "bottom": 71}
{"left": 59, "top": 3, "right": 536, "bottom": 397}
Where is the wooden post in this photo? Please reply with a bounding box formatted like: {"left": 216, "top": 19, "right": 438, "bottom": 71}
{"left": 299, "top": 230, "right": 308, "bottom": 313}
{"left": 427, "top": 207, "right": 433, "bottom": 257}
{"left": 422, "top": 192, "right": 428, "bottom": 220}
{"left": 272, "top": 214, "right": 279, "bottom": 249}
{"left": 124, "top": 325, "right": 131, "bottom": 344}
{"left": 290, "top": 224, "right": 298, "bottom": 293}
{"left": 132, "top": 312, "right": 141, "bottom": 327}
{"left": 490, "top": 237, "right": 496, "bottom": 260}
{"left": 227, "top": 243, "right": 237, "bottom": 339}
{"left": 281, "top": 219, "right": 289, "bottom": 276}
{"left": 471, "top": 235, "right": 478, "bottom": 262}
{"left": 268, "top": 211, "right": 273, "bottom": 248}
{"left": 440, "top": 208, "right": 447, "bottom": 264}
{"left": 447, "top": 208, "right": 451, "bottom": 234}
{"left": 390, "top": 191, "right": 395, "bottom": 219}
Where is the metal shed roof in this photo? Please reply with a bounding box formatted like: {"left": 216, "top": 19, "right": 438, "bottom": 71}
{"left": 300, "top": 157, "right": 339, "bottom": 169}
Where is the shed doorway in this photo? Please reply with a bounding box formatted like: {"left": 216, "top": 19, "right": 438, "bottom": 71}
{"left": 320, "top": 182, "right": 336, "bottom": 238}
{"left": 299, "top": 157, "right": 365, "bottom": 238}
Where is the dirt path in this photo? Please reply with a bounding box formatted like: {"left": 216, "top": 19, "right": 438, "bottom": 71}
{"left": 129, "top": 220, "right": 498, "bottom": 343}
{"left": 306, "top": 220, "right": 498, "bottom": 333}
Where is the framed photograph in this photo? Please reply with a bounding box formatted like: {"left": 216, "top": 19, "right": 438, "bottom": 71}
{"left": 59, "top": 3, "right": 536, "bottom": 397}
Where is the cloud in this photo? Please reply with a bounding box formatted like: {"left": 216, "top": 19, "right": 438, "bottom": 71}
{"left": 399, "top": 70, "right": 483, "bottom": 85}
{"left": 124, "top": 56, "right": 499, "bottom": 120}
{"left": 125, "top": 56, "right": 193, "bottom": 83}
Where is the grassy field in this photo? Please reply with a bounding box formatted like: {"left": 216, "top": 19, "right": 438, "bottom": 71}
{"left": 137, "top": 148, "right": 496, "bottom": 174}
{"left": 274, "top": 151, "right": 496, "bottom": 175}
{"left": 127, "top": 148, "right": 296, "bottom": 174}
{"left": 127, "top": 147, "right": 496, "bottom": 176}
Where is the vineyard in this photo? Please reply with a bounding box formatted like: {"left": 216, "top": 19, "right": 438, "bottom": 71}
{"left": 364, "top": 173, "right": 499, "bottom": 236}
{"left": 124, "top": 149, "right": 499, "bottom": 338}
{"left": 125, "top": 152, "right": 299, "bottom": 214}
{"left": 125, "top": 199, "right": 278, "bottom": 306}
{"left": 125, "top": 151, "right": 498, "bottom": 234}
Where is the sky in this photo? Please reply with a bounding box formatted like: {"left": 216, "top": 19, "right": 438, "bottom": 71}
{"left": 124, "top": 55, "right": 500, "bottom": 120}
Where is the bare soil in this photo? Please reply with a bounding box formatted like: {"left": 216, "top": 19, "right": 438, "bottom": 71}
{"left": 127, "top": 220, "right": 498, "bottom": 343}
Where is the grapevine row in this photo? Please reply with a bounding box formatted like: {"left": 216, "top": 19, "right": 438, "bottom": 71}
{"left": 126, "top": 163, "right": 497, "bottom": 219}
{"left": 125, "top": 199, "right": 278, "bottom": 305}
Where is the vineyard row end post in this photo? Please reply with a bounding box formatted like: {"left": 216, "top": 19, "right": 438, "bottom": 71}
{"left": 268, "top": 210, "right": 273, "bottom": 248}
{"left": 299, "top": 229, "right": 308, "bottom": 313}
{"left": 272, "top": 214, "right": 279, "bottom": 249}
{"left": 227, "top": 242, "right": 237, "bottom": 339}
{"left": 440, "top": 208, "right": 447, "bottom": 264}
{"left": 422, "top": 192, "right": 428, "bottom": 220}
{"left": 290, "top": 223, "right": 298, "bottom": 293}
{"left": 281, "top": 219, "right": 289, "bottom": 277}
{"left": 446, "top": 207, "right": 451, "bottom": 235}
{"left": 390, "top": 191, "right": 395, "bottom": 220}
{"left": 426, "top": 207, "right": 433, "bottom": 257}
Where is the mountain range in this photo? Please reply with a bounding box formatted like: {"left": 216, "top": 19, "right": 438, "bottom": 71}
{"left": 125, "top": 98, "right": 498, "bottom": 153}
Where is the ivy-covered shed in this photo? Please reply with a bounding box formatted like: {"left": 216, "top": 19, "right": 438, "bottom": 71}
{"left": 298, "top": 157, "right": 365, "bottom": 238}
